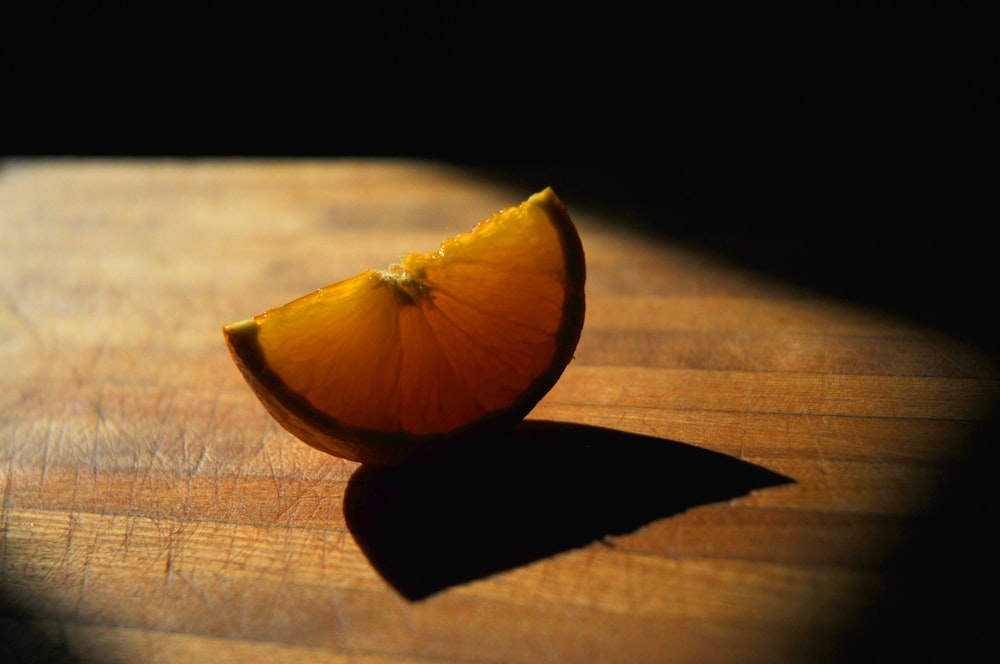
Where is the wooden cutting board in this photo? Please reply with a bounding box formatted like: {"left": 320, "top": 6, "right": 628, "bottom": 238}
{"left": 2, "top": 160, "right": 997, "bottom": 663}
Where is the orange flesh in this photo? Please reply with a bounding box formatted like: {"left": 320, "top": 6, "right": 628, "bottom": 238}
{"left": 256, "top": 195, "right": 564, "bottom": 435}
{"left": 224, "top": 188, "right": 585, "bottom": 464}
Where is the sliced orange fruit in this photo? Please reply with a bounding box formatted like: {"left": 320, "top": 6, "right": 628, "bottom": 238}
{"left": 223, "top": 187, "right": 585, "bottom": 465}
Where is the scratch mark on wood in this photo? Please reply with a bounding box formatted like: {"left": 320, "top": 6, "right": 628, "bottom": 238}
{"left": 192, "top": 445, "right": 209, "bottom": 477}
{"left": 0, "top": 284, "right": 45, "bottom": 351}
{"left": 122, "top": 416, "right": 154, "bottom": 546}
{"left": 204, "top": 387, "right": 223, "bottom": 434}
{"left": 174, "top": 567, "right": 212, "bottom": 610}
{"left": 0, "top": 456, "right": 13, "bottom": 580}
{"left": 262, "top": 441, "right": 284, "bottom": 500}
{"left": 164, "top": 542, "right": 175, "bottom": 592}
{"left": 812, "top": 413, "right": 831, "bottom": 477}
{"left": 328, "top": 584, "right": 350, "bottom": 643}
{"left": 739, "top": 384, "right": 755, "bottom": 460}
{"left": 221, "top": 523, "right": 240, "bottom": 572}
{"left": 45, "top": 513, "right": 79, "bottom": 587}
{"left": 621, "top": 546, "right": 638, "bottom": 612}
{"left": 90, "top": 406, "right": 103, "bottom": 499}
{"left": 38, "top": 417, "right": 54, "bottom": 491}
{"left": 72, "top": 517, "right": 96, "bottom": 617}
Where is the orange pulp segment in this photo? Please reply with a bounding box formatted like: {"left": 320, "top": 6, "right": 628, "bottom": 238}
{"left": 223, "top": 187, "right": 585, "bottom": 465}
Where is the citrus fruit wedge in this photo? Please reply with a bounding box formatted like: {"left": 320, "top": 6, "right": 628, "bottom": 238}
{"left": 223, "top": 187, "right": 585, "bottom": 465}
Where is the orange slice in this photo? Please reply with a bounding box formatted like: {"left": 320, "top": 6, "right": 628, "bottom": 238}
{"left": 223, "top": 188, "right": 585, "bottom": 465}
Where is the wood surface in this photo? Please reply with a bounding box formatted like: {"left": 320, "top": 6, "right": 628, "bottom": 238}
{"left": 1, "top": 160, "right": 997, "bottom": 663}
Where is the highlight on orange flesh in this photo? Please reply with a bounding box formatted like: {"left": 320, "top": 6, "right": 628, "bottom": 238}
{"left": 223, "top": 188, "right": 585, "bottom": 465}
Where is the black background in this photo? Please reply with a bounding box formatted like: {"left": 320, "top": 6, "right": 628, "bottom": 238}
{"left": 6, "top": 3, "right": 991, "bottom": 176}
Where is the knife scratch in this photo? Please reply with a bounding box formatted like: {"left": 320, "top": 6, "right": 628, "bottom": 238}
{"left": 38, "top": 417, "right": 55, "bottom": 490}
{"left": 164, "top": 544, "right": 174, "bottom": 588}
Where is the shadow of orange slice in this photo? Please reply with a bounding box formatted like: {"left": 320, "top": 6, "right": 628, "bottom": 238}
{"left": 344, "top": 421, "right": 793, "bottom": 600}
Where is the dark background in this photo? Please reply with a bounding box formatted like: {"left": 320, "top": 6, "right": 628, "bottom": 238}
{"left": 5, "top": 1, "right": 996, "bottom": 350}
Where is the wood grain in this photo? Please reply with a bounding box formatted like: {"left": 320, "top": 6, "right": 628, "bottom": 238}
{"left": 1, "top": 160, "right": 997, "bottom": 663}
